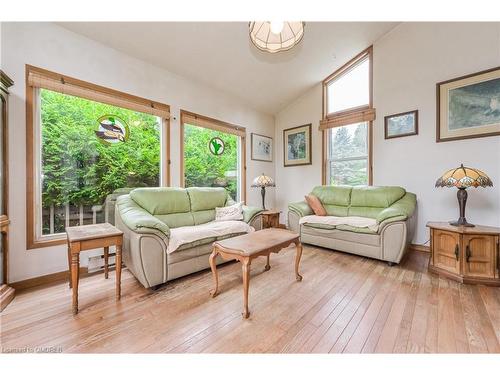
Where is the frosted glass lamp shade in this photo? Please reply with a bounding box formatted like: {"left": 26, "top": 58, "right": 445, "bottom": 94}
{"left": 249, "top": 22, "right": 305, "bottom": 53}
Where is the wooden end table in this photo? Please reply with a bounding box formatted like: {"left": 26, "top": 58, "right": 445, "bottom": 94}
{"left": 66, "top": 223, "right": 123, "bottom": 314}
{"left": 261, "top": 209, "right": 281, "bottom": 229}
{"left": 209, "top": 228, "right": 303, "bottom": 318}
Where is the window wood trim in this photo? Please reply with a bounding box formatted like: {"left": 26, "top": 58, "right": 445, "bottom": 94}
{"left": 321, "top": 46, "right": 374, "bottom": 186}
{"left": 179, "top": 110, "right": 247, "bottom": 203}
{"left": 26, "top": 65, "right": 171, "bottom": 250}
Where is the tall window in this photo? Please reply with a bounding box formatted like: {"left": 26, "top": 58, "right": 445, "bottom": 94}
{"left": 180, "top": 111, "right": 246, "bottom": 202}
{"left": 26, "top": 66, "right": 170, "bottom": 248}
{"left": 321, "top": 47, "right": 374, "bottom": 186}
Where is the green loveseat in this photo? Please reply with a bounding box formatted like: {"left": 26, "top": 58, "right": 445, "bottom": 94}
{"left": 115, "top": 187, "right": 263, "bottom": 288}
{"left": 288, "top": 186, "right": 416, "bottom": 265}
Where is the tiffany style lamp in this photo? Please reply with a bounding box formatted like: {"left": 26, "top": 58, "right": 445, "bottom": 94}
{"left": 435, "top": 164, "right": 493, "bottom": 227}
{"left": 251, "top": 174, "right": 276, "bottom": 210}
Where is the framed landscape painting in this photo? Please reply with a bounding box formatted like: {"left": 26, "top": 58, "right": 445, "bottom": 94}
{"left": 437, "top": 66, "right": 500, "bottom": 142}
{"left": 384, "top": 110, "right": 418, "bottom": 139}
{"left": 251, "top": 133, "right": 273, "bottom": 162}
{"left": 283, "top": 123, "right": 312, "bottom": 167}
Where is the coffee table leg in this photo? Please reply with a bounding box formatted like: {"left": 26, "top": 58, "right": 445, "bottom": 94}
{"left": 295, "top": 242, "right": 303, "bottom": 282}
{"left": 242, "top": 259, "right": 251, "bottom": 319}
{"left": 71, "top": 252, "right": 80, "bottom": 314}
{"left": 115, "top": 244, "right": 122, "bottom": 300}
{"left": 264, "top": 254, "right": 271, "bottom": 271}
{"left": 104, "top": 246, "right": 109, "bottom": 279}
{"left": 209, "top": 248, "right": 219, "bottom": 298}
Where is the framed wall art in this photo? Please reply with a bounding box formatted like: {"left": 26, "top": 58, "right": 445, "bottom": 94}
{"left": 437, "top": 66, "right": 500, "bottom": 142}
{"left": 384, "top": 110, "right": 418, "bottom": 139}
{"left": 283, "top": 123, "right": 312, "bottom": 167}
{"left": 251, "top": 133, "right": 273, "bottom": 162}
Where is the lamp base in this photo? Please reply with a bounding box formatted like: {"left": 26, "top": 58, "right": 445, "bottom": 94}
{"left": 449, "top": 219, "right": 475, "bottom": 227}
{"left": 450, "top": 188, "right": 475, "bottom": 227}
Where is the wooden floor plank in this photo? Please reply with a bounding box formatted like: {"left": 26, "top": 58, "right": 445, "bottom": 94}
{"left": 1, "top": 247, "right": 499, "bottom": 354}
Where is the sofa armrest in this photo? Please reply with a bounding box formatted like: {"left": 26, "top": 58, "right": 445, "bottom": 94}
{"left": 376, "top": 192, "right": 416, "bottom": 224}
{"left": 288, "top": 201, "right": 313, "bottom": 218}
{"left": 243, "top": 205, "right": 263, "bottom": 223}
{"left": 116, "top": 195, "right": 170, "bottom": 237}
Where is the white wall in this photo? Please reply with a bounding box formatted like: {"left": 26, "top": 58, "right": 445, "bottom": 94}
{"left": 2, "top": 22, "right": 275, "bottom": 282}
{"left": 275, "top": 22, "right": 500, "bottom": 245}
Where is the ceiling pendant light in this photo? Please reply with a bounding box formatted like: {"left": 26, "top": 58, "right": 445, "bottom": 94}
{"left": 249, "top": 21, "right": 305, "bottom": 53}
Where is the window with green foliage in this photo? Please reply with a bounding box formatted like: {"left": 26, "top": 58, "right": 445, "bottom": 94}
{"left": 327, "top": 122, "right": 368, "bottom": 185}
{"left": 37, "top": 89, "right": 163, "bottom": 237}
{"left": 323, "top": 47, "right": 372, "bottom": 186}
{"left": 183, "top": 123, "right": 240, "bottom": 200}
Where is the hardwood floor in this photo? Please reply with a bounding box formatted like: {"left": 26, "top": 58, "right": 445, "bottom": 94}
{"left": 1, "top": 246, "right": 499, "bottom": 353}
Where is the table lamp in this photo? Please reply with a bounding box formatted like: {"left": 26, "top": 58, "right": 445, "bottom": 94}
{"left": 435, "top": 164, "right": 493, "bottom": 227}
{"left": 251, "top": 173, "right": 276, "bottom": 210}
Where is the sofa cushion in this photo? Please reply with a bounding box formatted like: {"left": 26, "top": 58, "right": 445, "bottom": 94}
{"left": 350, "top": 186, "right": 406, "bottom": 208}
{"left": 347, "top": 206, "right": 383, "bottom": 219}
{"left": 311, "top": 185, "right": 352, "bottom": 206}
{"left": 130, "top": 187, "right": 191, "bottom": 215}
{"left": 323, "top": 204, "right": 349, "bottom": 217}
{"left": 187, "top": 187, "right": 228, "bottom": 212}
{"left": 167, "top": 220, "right": 254, "bottom": 253}
{"left": 155, "top": 212, "right": 195, "bottom": 229}
{"left": 301, "top": 224, "right": 380, "bottom": 246}
{"left": 192, "top": 209, "right": 216, "bottom": 225}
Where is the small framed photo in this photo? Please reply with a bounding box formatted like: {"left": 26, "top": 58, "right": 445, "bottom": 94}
{"left": 384, "top": 110, "right": 419, "bottom": 139}
{"left": 251, "top": 133, "right": 273, "bottom": 162}
{"left": 283, "top": 123, "right": 312, "bottom": 167}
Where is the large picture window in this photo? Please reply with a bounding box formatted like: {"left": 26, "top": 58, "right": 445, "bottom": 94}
{"left": 180, "top": 111, "right": 246, "bottom": 202}
{"left": 26, "top": 66, "right": 170, "bottom": 248}
{"left": 321, "top": 47, "right": 374, "bottom": 185}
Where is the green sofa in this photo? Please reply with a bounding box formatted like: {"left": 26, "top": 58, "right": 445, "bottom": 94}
{"left": 115, "top": 187, "right": 263, "bottom": 288}
{"left": 288, "top": 186, "right": 416, "bottom": 265}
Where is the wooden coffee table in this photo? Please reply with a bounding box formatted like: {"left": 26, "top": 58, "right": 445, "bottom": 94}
{"left": 209, "top": 228, "right": 303, "bottom": 318}
{"left": 66, "top": 223, "right": 123, "bottom": 314}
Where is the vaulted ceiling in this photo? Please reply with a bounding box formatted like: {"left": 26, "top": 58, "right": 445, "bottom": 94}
{"left": 59, "top": 22, "right": 399, "bottom": 114}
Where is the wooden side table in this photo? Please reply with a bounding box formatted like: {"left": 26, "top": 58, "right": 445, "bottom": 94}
{"left": 66, "top": 223, "right": 123, "bottom": 314}
{"left": 261, "top": 209, "right": 281, "bottom": 229}
{"left": 427, "top": 221, "right": 500, "bottom": 286}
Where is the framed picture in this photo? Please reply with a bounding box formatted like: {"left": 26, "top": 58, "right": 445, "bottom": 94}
{"left": 283, "top": 123, "right": 312, "bottom": 167}
{"left": 437, "top": 66, "right": 500, "bottom": 142}
{"left": 384, "top": 110, "right": 418, "bottom": 139}
{"left": 251, "top": 133, "right": 273, "bottom": 162}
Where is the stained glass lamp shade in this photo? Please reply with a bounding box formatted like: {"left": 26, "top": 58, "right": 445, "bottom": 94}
{"left": 251, "top": 174, "right": 276, "bottom": 210}
{"left": 249, "top": 22, "right": 305, "bottom": 54}
{"left": 435, "top": 164, "right": 493, "bottom": 227}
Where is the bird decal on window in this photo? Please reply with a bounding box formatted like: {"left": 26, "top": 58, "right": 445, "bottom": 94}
{"left": 95, "top": 116, "right": 128, "bottom": 143}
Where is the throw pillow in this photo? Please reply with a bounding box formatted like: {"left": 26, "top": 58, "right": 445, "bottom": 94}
{"left": 305, "top": 194, "right": 327, "bottom": 216}
{"left": 215, "top": 202, "right": 244, "bottom": 221}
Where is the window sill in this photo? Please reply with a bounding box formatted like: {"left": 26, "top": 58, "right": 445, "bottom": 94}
{"left": 28, "top": 235, "right": 66, "bottom": 250}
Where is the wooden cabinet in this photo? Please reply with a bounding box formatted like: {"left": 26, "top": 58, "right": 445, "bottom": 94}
{"left": 0, "top": 70, "right": 14, "bottom": 311}
{"left": 428, "top": 222, "right": 500, "bottom": 286}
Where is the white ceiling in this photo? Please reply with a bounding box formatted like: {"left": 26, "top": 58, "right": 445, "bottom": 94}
{"left": 58, "top": 22, "right": 399, "bottom": 115}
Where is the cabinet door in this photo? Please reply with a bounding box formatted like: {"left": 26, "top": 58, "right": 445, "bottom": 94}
{"left": 432, "top": 229, "right": 461, "bottom": 274}
{"left": 463, "top": 235, "right": 497, "bottom": 279}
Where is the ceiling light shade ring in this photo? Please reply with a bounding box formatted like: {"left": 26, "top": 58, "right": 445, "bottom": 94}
{"left": 249, "top": 21, "right": 305, "bottom": 54}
